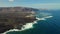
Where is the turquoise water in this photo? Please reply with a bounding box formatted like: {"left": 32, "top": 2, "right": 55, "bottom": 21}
{"left": 6, "top": 10, "right": 60, "bottom": 34}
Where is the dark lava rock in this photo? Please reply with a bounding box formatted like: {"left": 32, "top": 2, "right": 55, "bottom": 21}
{"left": 0, "top": 24, "right": 13, "bottom": 33}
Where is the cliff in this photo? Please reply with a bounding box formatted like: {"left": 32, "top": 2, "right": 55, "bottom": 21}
{"left": 0, "top": 7, "right": 37, "bottom": 33}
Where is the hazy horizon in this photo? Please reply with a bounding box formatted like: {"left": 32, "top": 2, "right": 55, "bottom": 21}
{"left": 0, "top": 0, "right": 60, "bottom": 9}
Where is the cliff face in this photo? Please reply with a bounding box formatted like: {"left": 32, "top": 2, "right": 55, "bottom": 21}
{"left": 0, "top": 7, "right": 36, "bottom": 33}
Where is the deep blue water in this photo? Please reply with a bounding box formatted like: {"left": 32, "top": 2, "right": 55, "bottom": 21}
{"left": 7, "top": 10, "right": 60, "bottom": 34}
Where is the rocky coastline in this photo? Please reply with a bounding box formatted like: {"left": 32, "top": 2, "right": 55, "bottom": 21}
{"left": 0, "top": 7, "right": 37, "bottom": 33}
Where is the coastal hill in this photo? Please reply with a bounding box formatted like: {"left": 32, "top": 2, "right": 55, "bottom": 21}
{"left": 0, "top": 7, "right": 37, "bottom": 33}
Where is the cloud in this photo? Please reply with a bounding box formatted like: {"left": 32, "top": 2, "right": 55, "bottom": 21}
{"left": 9, "top": 0, "right": 14, "bottom": 2}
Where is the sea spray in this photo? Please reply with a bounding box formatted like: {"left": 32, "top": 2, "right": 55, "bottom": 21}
{"left": 2, "top": 15, "right": 53, "bottom": 34}
{"left": 2, "top": 20, "right": 37, "bottom": 34}
{"left": 2, "top": 12, "right": 53, "bottom": 34}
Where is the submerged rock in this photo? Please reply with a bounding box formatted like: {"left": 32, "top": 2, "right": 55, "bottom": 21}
{"left": 0, "top": 7, "right": 37, "bottom": 33}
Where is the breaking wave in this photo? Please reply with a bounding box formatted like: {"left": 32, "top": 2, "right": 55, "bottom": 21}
{"left": 2, "top": 12, "right": 53, "bottom": 34}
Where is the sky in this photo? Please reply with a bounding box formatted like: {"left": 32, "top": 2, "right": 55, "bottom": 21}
{"left": 0, "top": 0, "right": 60, "bottom": 9}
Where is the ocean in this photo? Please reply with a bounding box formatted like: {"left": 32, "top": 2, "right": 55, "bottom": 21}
{"left": 3, "top": 9, "right": 60, "bottom": 34}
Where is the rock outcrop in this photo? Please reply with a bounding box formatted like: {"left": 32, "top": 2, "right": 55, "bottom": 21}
{"left": 0, "top": 7, "right": 36, "bottom": 33}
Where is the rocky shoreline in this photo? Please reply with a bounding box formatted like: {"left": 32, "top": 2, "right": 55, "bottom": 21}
{"left": 0, "top": 7, "right": 37, "bottom": 33}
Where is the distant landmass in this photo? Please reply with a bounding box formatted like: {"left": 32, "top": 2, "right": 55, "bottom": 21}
{"left": 0, "top": 7, "right": 37, "bottom": 33}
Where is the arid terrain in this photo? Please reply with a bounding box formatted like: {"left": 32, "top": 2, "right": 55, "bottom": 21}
{"left": 0, "top": 7, "right": 36, "bottom": 33}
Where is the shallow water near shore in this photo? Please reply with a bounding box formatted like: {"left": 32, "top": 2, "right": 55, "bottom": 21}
{"left": 2, "top": 10, "right": 60, "bottom": 34}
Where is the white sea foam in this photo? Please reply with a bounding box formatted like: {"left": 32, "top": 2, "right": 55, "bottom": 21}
{"left": 2, "top": 14, "right": 53, "bottom": 34}
{"left": 44, "top": 16, "right": 53, "bottom": 18}
{"left": 2, "top": 20, "right": 37, "bottom": 34}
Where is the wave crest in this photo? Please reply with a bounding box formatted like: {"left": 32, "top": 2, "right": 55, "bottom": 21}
{"left": 2, "top": 13, "right": 53, "bottom": 34}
